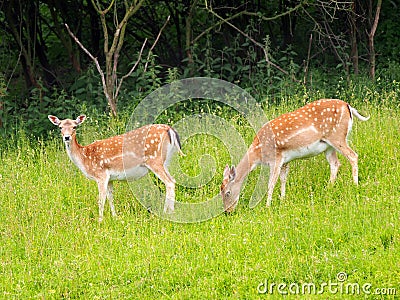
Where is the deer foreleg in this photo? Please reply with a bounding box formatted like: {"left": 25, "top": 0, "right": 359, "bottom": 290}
{"left": 267, "top": 162, "right": 282, "bottom": 206}
{"left": 279, "top": 163, "right": 290, "bottom": 199}
{"left": 106, "top": 182, "right": 117, "bottom": 217}
{"left": 97, "top": 180, "right": 108, "bottom": 222}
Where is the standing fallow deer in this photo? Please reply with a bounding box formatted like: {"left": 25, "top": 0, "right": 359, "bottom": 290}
{"left": 48, "top": 115, "right": 184, "bottom": 221}
{"left": 221, "top": 99, "right": 370, "bottom": 212}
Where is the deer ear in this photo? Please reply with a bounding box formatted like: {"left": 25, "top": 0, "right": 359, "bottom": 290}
{"left": 76, "top": 115, "right": 86, "bottom": 125}
{"left": 223, "top": 164, "right": 237, "bottom": 181}
{"left": 223, "top": 165, "right": 231, "bottom": 179}
{"left": 48, "top": 115, "right": 60, "bottom": 126}
{"left": 229, "top": 165, "right": 236, "bottom": 181}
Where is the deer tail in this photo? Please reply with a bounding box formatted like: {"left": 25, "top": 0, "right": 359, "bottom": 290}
{"left": 349, "top": 105, "right": 370, "bottom": 121}
{"left": 168, "top": 128, "right": 185, "bottom": 156}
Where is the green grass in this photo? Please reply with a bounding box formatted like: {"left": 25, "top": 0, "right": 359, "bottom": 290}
{"left": 0, "top": 102, "right": 399, "bottom": 299}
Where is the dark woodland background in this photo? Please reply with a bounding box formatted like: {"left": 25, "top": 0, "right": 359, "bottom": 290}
{"left": 0, "top": 0, "right": 398, "bottom": 136}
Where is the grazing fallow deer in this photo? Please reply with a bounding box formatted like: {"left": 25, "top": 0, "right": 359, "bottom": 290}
{"left": 221, "top": 99, "right": 369, "bottom": 212}
{"left": 48, "top": 115, "right": 184, "bottom": 221}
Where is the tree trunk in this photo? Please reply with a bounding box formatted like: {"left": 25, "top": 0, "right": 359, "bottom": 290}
{"left": 368, "top": 0, "right": 382, "bottom": 80}
{"left": 90, "top": 0, "right": 144, "bottom": 117}
{"left": 4, "top": 0, "right": 40, "bottom": 89}
{"left": 48, "top": 2, "right": 82, "bottom": 73}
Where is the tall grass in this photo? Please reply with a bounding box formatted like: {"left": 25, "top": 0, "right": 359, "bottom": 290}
{"left": 0, "top": 100, "right": 399, "bottom": 299}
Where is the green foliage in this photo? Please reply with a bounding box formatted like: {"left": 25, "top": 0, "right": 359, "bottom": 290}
{"left": 69, "top": 65, "right": 106, "bottom": 111}
{"left": 0, "top": 73, "right": 6, "bottom": 97}
{"left": 185, "top": 28, "right": 303, "bottom": 103}
{"left": 0, "top": 83, "right": 83, "bottom": 138}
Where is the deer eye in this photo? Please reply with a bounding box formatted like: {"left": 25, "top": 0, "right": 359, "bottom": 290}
{"left": 225, "top": 191, "right": 231, "bottom": 198}
{"left": 73, "top": 126, "right": 77, "bottom": 130}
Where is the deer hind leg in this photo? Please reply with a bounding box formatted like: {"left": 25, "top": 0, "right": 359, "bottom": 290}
{"left": 329, "top": 141, "right": 359, "bottom": 184}
{"left": 106, "top": 182, "right": 117, "bottom": 217}
{"left": 279, "top": 163, "right": 290, "bottom": 199}
{"left": 146, "top": 161, "right": 176, "bottom": 213}
{"left": 325, "top": 148, "right": 341, "bottom": 184}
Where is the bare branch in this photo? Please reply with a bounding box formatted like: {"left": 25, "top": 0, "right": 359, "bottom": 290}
{"left": 193, "top": 3, "right": 304, "bottom": 45}
{"left": 302, "top": 1, "right": 353, "bottom": 77}
{"left": 115, "top": 38, "right": 148, "bottom": 99}
{"left": 204, "top": 3, "right": 299, "bottom": 82}
{"left": 90, "top": 0, "right": 115, "bottom": 15}
{"left": 315, "top": 0, "right": 352, "bottom": 20}
{"left": 66, "top": 1, "right": 146, "bottom": 117}
{"left": 110, "top": 0, "right": 145, "bottom": 57}
{"left": 91, "top": 0, "right": 114, "bottom": 55}
{"left": 367, "top": 0, "right": 382, "bottom": 79}
{"left": 65, "top": 23, "right": 110, "bottom": 106}
{"left": 143, "top": 15, "right": 171, "bottom": 73}
{"left": 243, "top": 3, "right": 304, "bottom": 21}
{"left": 303, "top": 34, "right": 313, "bottom": 84}
{"left": 368, "top": 0, "right": 381, "bottom": 38}
{"left": 64, "top": 24, "right": 99, "bottom": 71}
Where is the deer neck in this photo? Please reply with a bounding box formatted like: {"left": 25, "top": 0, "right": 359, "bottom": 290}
{"left": 234, "top": 148, "right": 258, "bottom": 185}
{"left": 64, "top": 135, "right": 86, "bottom": 172}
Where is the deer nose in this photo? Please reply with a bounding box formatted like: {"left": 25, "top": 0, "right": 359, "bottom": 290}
{"left": 64, "top": 135, "right": 71, "bottom": 142}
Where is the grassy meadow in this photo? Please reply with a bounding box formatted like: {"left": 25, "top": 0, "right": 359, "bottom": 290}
{"left": 0, "top": 99, "right": 399, "bottom": 299}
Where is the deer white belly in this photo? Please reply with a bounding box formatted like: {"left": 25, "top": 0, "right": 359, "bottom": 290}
{"left": 109, "top": 165, "right": 149, "bottom": 181}
{"left": 283, "top": 140, "right": 330, "bottom": 163}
